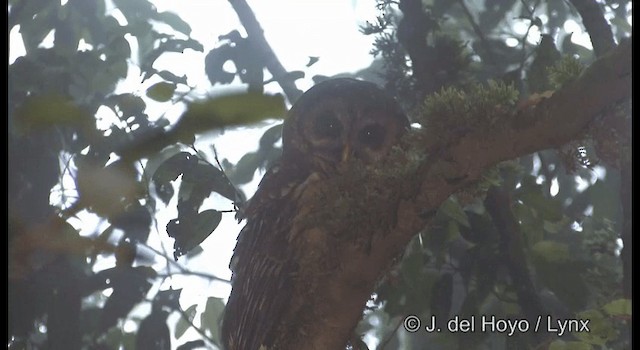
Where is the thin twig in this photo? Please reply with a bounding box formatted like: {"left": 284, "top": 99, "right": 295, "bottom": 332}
{"left": 457, "top": 0, "right": 498, "bottom": 65}
{"left": 517, "top": 0, "right": 544, "bottom": 73}
{"left": 174, "top": 305, "right": 220, "bottom": 348}
{"left": 140, "top": 241, "right": 230, "bottom": 283}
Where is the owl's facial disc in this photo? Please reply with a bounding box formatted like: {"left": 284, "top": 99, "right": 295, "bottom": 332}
{"left": 313, "top": 111, "right": 343, "bottom": 141}
{"left": 357, "top": 124, "right": 386, "bottom": 151}
{"left": 300, "top": 108, "right": 348, "bottom": 163}
{"left": 281, "top": 78, "right": 409, "bottom": 168}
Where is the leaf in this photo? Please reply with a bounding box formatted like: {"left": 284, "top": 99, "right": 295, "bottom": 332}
{"left": 446, "top": 220, "right": 462, "bottom": 242}
{"left": 158, "top": 38, "right": 204, "bottom": 53}
{"left": 108, "top": 37, "right": 132, "bottom": 59}
{"left": 106, "top": 93, "right": 146, "bottom": 117}
{"left": 110, "top": 203, "right": 152, "bottom": 242}
{"left": 19, "top": 4, "right": 57, "bottom": 53}
{"left": 259, "top": 124, "right": 283, "bottom": 147}
{"left": 610, "top": 17, "right": 631, "bottom": 34}
{"left": 176, "top": 340, "right": 207, "bottom": 350}
{"left": 136, "top": 309, "right": 171, "bottom": 350}
{"left": 602, "top": 298, "right": 631, "bottom": 317}
{"left": 98, "top": 266, "right": 155, "bottom": 334}
{"left": 155, "top": 11, "right": 192, "bottom": 36}
{"left": 514, "top": 201, "right": 544, "bottom": 245}
{"left": 195, "top": 163, "right": 238, "bottom": 201}
{"left": 517, "top": 184, "right": 563, "bottom": 222}
{"left": 153, "top": 152, "right": 193, "bottom": 182}
{"left": 543, "top": 217, "right": 570, "bottom": 234}
{"left": 306, "top": 56, "right": 320, "bottom": 67}
{"left": 76, "top": 160, "right": 142, "bottom": 217}
{"left": 175, "top": 304, "right": 198, "bottom": 339}
{"left": 156, "top": 70, "right": 189, "bottom": 85}
{"left": 169, "top": 210, "right": 222, "bottom": 259}
{"left": 177, "top": 93, "right": 286, "bottom": 135}
{"left": 113, "top": 0, "right": 156, "bottom": 20}
{"left": 200, "top": 297, "right": 225, "bottom": 344}
{"left": 154, "top": 288, "right": 182, "bottom": 310}
{"left": 532, "top": 241, "right": 569, "bottom": 263}
{"left": 15, "top": 94, "right": 90, "bottom": 133}
{"left": 224, "top": 152, "right": 260, "bottom": 185}
{"left": 204, "top": 45, "right": 237, "bottom": 85}
{"left": 438, "top": 197, "right": 470, "bottom": 227}
{"left": 152, "top": 152, "right": 194, "bottom": 204}
{"left": 532, "top": 256, "right": 589, "bottom": 311}
{"left": 147, "top": 82, "right": 176, "bottom": 102}
{"left": 573, "top": 309, "right": 617, "bottom": 345}
{"left": 54, "top": 19, "right": 79, "bottom": 53}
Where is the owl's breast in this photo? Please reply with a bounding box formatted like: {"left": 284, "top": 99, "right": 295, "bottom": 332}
{"left": 222, "top": 160, "right": 327, "bottom": 350}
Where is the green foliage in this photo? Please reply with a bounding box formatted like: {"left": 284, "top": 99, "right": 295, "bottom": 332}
{"left": 167, "top": 209, "right": 223, "bottom": 259}
{"left": 146, "top": 82, "right": 177, "bottom": 102}
{"left": 176, "top": 305, "right": 198, "bottom": 339}
{"left": 420, "top": 80, "right": 518, "bottom": 135}
{"left": 150, "top": 151, "right": 241, "bottom": 258}
{"left": 14, "top": 94, "right": 91, "bottom": 133}
{"left": 205, "top": 30, "right": 268, "bottom": 91}
{"left": 222, "top": 124, "right": 283, "bottom": 185}
{"left": 527, "top": 34, "right": 562, "bottom": 93}
{"left": 178, "top": 93, "right": 285, "bottom": 133}
{"left": 548, "top": 56, "right": 586, "bottom": 89}
{"left": 200, "top": 297, "right": 226, "bottom": 345}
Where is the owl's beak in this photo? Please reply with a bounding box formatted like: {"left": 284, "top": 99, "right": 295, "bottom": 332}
{"left": 341, "top": 145, "right": 351, "bottom": 162}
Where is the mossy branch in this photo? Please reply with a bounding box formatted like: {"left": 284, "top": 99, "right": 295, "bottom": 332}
{"left": 276, "top": 38, "right": 630, "bottom": 350}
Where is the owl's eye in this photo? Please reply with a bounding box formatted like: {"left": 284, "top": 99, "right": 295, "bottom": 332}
{"left": 358, "top": 124, "right": 386, "bottom": 149}
{"left": 313, "top": 112, "right": 343, "bottom": 139}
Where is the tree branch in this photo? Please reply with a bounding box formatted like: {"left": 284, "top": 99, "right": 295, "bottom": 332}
{"left": 228, "top": 0, "right": 304, "bottom": 102}
{"left": 278, "top": 39, "right": 630, "bottom": 349}
{"left": 457, "top": 0, "right": 497, "bottom": 65}
{"left": 568, "top": 0, "right": 630, "bottom": 313}
{"left": 568, "top": 0, "right": 617, "bottom": 57}
{"left": 484, "top": 187, "right": 546, "bottom": 333}
{"left": 396, "top": 0, "right": 437, "bottom": 96}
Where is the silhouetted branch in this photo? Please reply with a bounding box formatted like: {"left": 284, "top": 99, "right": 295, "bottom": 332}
{"left": 568, "top": 0, "right": 616, "bottom": 57}
{"left": 484, "top": 187, "right": 546, "bottom": 326}
{"left": 228, "top": 0, "right": 304, "bottom": 102}
{"left": 457, "top": 0, "right": 497, "bottom": 65}
{"left": 396, "top": 0, "right": 437, "bottom": 96}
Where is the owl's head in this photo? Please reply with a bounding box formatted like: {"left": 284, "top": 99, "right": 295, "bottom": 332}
{"left": 282, "top": 78, "right": 409, "bottom": 169}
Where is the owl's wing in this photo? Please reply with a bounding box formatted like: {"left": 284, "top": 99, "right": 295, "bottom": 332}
{"left": 222, "top": 160, "right": 311, "bottom": 350}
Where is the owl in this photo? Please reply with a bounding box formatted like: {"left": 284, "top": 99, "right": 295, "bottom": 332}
{"left": 221, "top": 78, "right": 409, "bottom": 350}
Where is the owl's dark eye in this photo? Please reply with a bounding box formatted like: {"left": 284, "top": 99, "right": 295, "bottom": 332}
{"left": 358, "top": 124, "right": 386, "bottom": 150}
{"left": 313, "top": 112, "right": 342, "bottom": 139}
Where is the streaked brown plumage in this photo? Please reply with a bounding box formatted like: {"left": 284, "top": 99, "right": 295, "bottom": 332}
{"left": 221, "top": 78, "right": 408, "bottom": 350}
